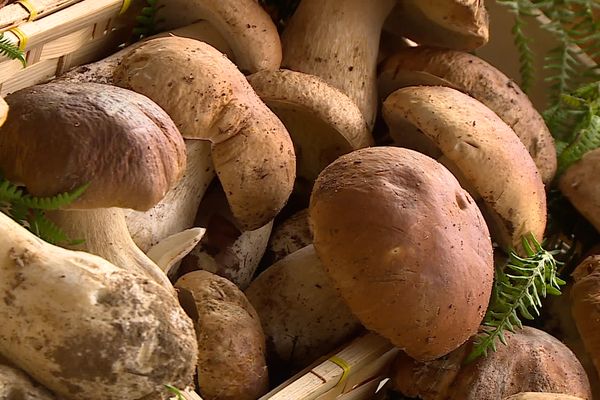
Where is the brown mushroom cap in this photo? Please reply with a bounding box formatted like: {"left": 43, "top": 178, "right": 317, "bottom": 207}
{"left": 309, "top": 147, "right": 494, "bottom": 361}
{"left": 392, "top": 327, "right": 592, "bottom": 400}
{"left": 383, "top": 86, "right": 547, "bottom": 251}
{"left": 559, "top": 148, "right": 600, "bottom": 233}
{"left": 113, "top": 37, "right": 295, "bottom": 230}
{"left": 384, "top": 0, "right": 489, "bottom": 50}
{"left": 175, "top": 270, "right": 269, "bottom": 400}
{"left": 266, "top": 208, "right": 312, "bottom": 264}
{"left": 0, "top": 82, "right": 185, "bottom": 211}
{"left": 378, "top": 47, "right": 557, "bottom": 184}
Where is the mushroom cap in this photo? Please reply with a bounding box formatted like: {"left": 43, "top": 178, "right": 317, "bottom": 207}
{"left": 0, "top": 97, "right": 7, "bottom": 127}
{"left": 0, "top": 362, "right": 56, "bottom": 399}
{"left": 309, "top": 147, "right": 494, "bottom": 361}
{"left": 378, "top": 47, "right": 557, "bottom": 184}
{"left": 0, "top": 82, "right": 186, "bottom": 211}
{"left": 505, "top": 394, "right": 586, "bottom": 400}
{"left": 247, "top": 69, "right": 372, "bottom": 195}
{"left": 383, "top": 86, "right": 547, "bottom": 251}
{"left": 385, "top": 0, "right": 489, "bottom": 50}
{"left": 559, "top": 148, "right": 600, "bottom": 233}
{"left": 392, "top": 327, "right": 592, "bottom": 400}
{"left": 266, "top": 208, "right": 312, "bottom": 264}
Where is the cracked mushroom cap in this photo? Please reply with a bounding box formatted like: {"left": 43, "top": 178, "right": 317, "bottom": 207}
{"left": 385, "top": 0, "right": 489, "bottom": 50}
{"left": 378, "top": 47, "right": 557, "bottom": 184}
{"left": 113, "top": 37, "right": 295, "bottom": 230}
{"left": 383, "top": 86, "right": 546, "bottom": 251}
{"left": 248, "top": 69, "right": 372, "bottom": 197}
{"left": 559, "top": 148, "right": 600, "bottom": 233}
{"left": 392, "top": 327, "right": 591, "bottom": 400}
{"left": 0, "top": 82, "right": 186, "bottom": 211}
{"left": 309, "top": 147, "right": 494, "bottom": 361}
{"left": 0, "top": 97, "right": 7, "bottom": 127}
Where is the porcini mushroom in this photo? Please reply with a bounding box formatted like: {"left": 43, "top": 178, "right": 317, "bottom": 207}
{"left": 0, "top": 210, "right": 198, "bottom": 400}
{"left": 378, "top": 47, "right": 557, "bottom": 184}
{"left": 0, "top": 81, "right": 186, "bottom": 292}
{"left": 309, "top": 147, "right": 494, "bottom": 361}
{"left": 265, "top": 208, "right": 312, "bottom": 264}
{"left": 175, "top": 270, "right": 269, "bottom": 400}
{"left": 383, "top": 1, "right": 489, "bottom": 50}
{"left": 0, "top": 362, "right": 55, "bottom": 399}
{"left": 247, "top": 69, "right": 372, "bottom": 198}
{"left": 382, "top": 86, "right": 547, "bottom": 250}
{"left": 0, "top": 97, "right": 7, "bottom": 127}
{"left": 505, "top": 394, "right": 586, "bottom": 400}
{"left": 391, "top": 327, "right": 591, "bottom": 400}
{"left": 113, "top": 37, "right": 296, "bottom": 231}
{"left": 246, "top": 245, "right": 361, "bottom": 369}
{"left": 156, "top": 0, "right": 281, "bottom": 73}
{"left": 280, "top": 0, "right": 396, "bottom": 128}
{"left": 559, "top": 148, "right": 600, "bottom": 233}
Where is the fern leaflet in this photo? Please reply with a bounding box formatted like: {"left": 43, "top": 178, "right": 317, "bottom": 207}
{"left": 0, "top": 33, "right": 26, "bottom": 67}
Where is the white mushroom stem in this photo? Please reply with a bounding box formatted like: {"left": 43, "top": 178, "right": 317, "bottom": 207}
{"left": 46, "top": 208, "right": 175, "bottom": 294}
{"left": 281, "top": 0, "right": 395, "bottom": 129}
{"left": 125, "top": 140, "right": 214, "bottom": 253}
{"left": 147, "top": 228, "right": 206, "bottom": 276}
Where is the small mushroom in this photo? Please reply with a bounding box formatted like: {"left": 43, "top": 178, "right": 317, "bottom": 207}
{"left": 0, "top": 82, "right": 186, "bottom": 292}
{"left": 175, "top": 270, "right": 269, "bottom": 400}
{"left": 281, "top": 0, "right": 396, "bottom": 128}
{"left": 113, "top": 37, "right": 296, "bottom": 231}
{"left": 156, "top": 0, "right": 281, "bottom": 73}
{"left": 378, "top": 47, "right": 557, "bottom": 184}
{"left": 0, "top": 362, "right": 55, "bottom": 399}
{"left": 265, "top": 208, "right": 312, "bottom": 264}
{"left": 245, "top": 245, "right": 361, "bottom": 370}
{"left": 559, "top": 148, "right": 600, "bottom": 233}
{"left": 309, "top": 147, "right": 494, "bottom": 361}
{"left": 391, "top": 327, "right": 591, "bottom": 400}
{"left": 383, "top": 0, "right": 489, "bottom": 50}
{"left": 247, "top": 69, "right": 372, "bottom": 199}
{"left": 382, "top": 86, "right": 547, "bottom": 251}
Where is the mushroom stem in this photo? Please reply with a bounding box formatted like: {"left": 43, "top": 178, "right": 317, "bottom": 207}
{"left": 46, "top": 208, "right": 174, "bottom": 294}
{"left": 281, "top": 0, "right": 395, "bottom": 129}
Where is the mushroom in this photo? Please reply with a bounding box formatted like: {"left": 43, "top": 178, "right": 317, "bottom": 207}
{"left": 559, "top": 148, "right": 600, "bottom": 233}
{"left": 0, "top": 81, "right": 186, "bottom": 292}
{"left": 391, "top": 327, "right": 592, "bottom": 400}
{"left": 280, "top": 0, "right": 396, "bottom": 128}
{"left": 113, "top": 37, "right": 296, "bottom": 231}
{"left": 125, "top": 139, "right": 215, "bottom": 253}
{"left": 383, "top": 1, "right": 489, "bottom": 50}
{"left": 247, "top": 69, "right": 373, "bottom": 199}
{"left": 156, "top": 0, "right": 281, "bottom": 73}
{"left": 505, "top": 394, "right": 586, "bottom": 400}
{"left": 378, "top": 47, "right": 557, "bottom": 184}
{"left": 0, "top": 362, "right": 55, "bottom": 399}
{"left": 179, "top": 182, "right": 273, "bottom": 289}
{"left": 308, "top": 147, "right": 494, "bottom": 361}
{"left": 0, "top": 210, "right": 198, "bottom": 400}
{"left": 245, "top": 245, "right": 361, "bottom": 370}
{"left": 175, "top": 270, "right": 269, "bottom": 400}
{"left": 382, "top": 86, "right": 547, "bottom": 251}
{"left": 0, "top": 97, "right": 7, "bottom": 126}
{"left": 571, "top": 254, "right": 600, "bottom": 381}
{"left": 265, "top": 208, "right": 312, "bottom": 264}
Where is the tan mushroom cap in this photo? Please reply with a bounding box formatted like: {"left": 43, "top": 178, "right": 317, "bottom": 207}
{"left": 383, "top": 86, "right": 547, "bottom": 251}
{"left": 309, "top": 147, "right": 494, "bottom": 361}
{"left": 248, "top": 69, "right": 372, "bottom": 195}
{"left": 113, "top": 37, "right": 295, "bottom": 230}
{"left": 0, "top": 82, "right": 186, "bottom": 211}
{"left": 384, "top": 0, "right": 489, "bottom": 50}
{"left": 378, "top": 47, "right": 557, "bottom": 184}
{"left": 559, "top": 148, "right": 600, "bottom": 232}
{"left": 156, "top": 0, "right": 281, "bottom": 73}
{"left": 392, "top": 327, "right": 591, "bottom": 400}
{"left": 0, "top": 97, "right": 7, "bottom": 127}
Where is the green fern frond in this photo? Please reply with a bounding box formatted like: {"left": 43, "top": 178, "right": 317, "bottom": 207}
{"left": 164, "top": 385, "right": 185, "bottom": 400}
{"left": 0, "top": 178, "right": 25, "bottom": 202}
{"left": 466, "top": 234, "right": 565, "bottom": 363}
{"left": 0, "top": 33, "right": 26, "bottom": 67}
{"left": 132, "top": 0, "right": 162, "bottom": 41}
{"left": 19, "top": 183, "right": 89, "bottom": 210}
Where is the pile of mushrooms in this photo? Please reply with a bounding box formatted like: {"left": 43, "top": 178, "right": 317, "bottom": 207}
{"left": 0, "top": 0, "right": 599, "bottom": 399}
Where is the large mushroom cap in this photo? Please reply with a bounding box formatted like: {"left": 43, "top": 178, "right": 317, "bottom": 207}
{"left": 559, "top": 148, "right": 600, "bottom": 233}
{"left": 0, "top": 82, "right": 186, "bottom": 211}
{"left": 385, "top": 0, "right": 489, "bottom": 50}
{"left": 309, "top": 147, "right": 494, "bottom": 361}
{"left": 378, "top": 47, "right": 557, "bottom": 184}
{"left": 383, "top": 86, "right": 547, "bottom": 251}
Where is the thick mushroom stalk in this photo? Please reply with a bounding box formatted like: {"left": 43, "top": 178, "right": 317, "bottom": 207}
{"left": 281, "top": 0, "right": 395, "bottom": 128}
{"left": 0, "top": 211, "right": 198, "bottom": 400}
{"left": 113, "top": 37, "right": 296, "bottom": 231}
{"left": 0, "top": 82, "right": 186, "bottom": 293}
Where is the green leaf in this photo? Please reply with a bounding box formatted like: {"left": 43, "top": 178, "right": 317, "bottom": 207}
{"left": 164, "top": 385, "right": 185, "bottom": 400}
{"left": 0, "top": 33, "right": 26, "bottom": 67}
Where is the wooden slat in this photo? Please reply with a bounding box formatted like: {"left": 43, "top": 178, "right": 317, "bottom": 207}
{"left": 0, "top": 0, "right": 82, "bottom": 31}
